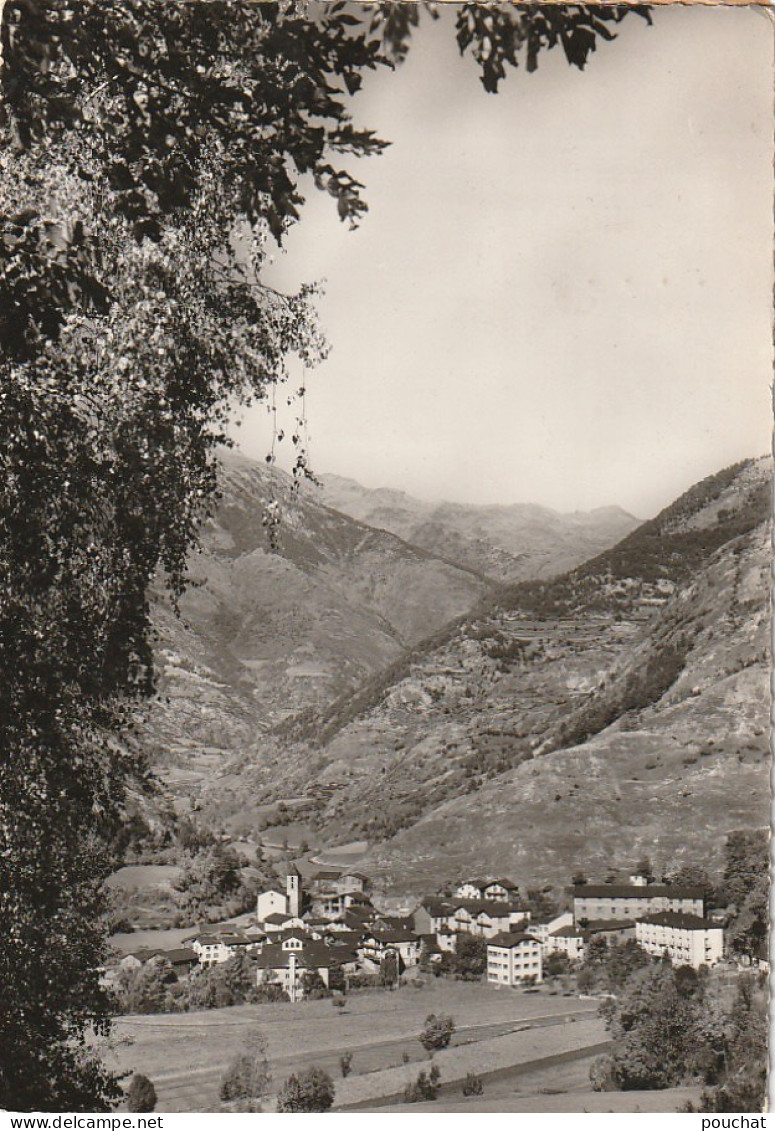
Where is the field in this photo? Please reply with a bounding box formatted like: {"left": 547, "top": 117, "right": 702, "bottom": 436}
{"left": 106, "top": 865, "right": 183, "bottom": 890}
{"left": 102, "top": 982, "right": 604, "bottom": 1112}
{"left": 370, "top": 1053, "right": 702, "bottom": 1113}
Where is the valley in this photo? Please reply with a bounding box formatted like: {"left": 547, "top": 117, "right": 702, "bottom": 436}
{"left": 181, "top": 456, "right": 769, "bottom": 893}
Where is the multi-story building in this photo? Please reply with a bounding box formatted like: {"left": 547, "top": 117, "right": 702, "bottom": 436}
{"left": 486, "top": 932, "right": 543, "bottom": 986}
{"left": 635, "top": 912, "right": 724, "bottom": 969}
{"left": 359, "top": 929, "right": 420, "bottom": 972}
{"left": 254, "top": 935, "right": 341, "bottom": 1002}
{"left": 573, "top": 883, "right": 704, "bottom": 925}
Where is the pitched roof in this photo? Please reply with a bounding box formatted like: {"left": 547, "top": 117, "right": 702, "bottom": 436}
{"left": 417, "top": 898, "right": 453, "bottom": 917}
{"left": 263, "top": 912, "right": 294, "bottom": 925}
{"left": 637, "top": 911, "right": 719, "bottom": 931}
{"left": 461, "top": 877, "right": 517, "bottom": 891}
{"left": 159, "top": 947, "right": 198, "bottom": 964}
{"left": 254, "top": 940, "right": 340, "bottom": 971}
{"left": 450, "top": 899, "right": 524, "bottom": 916}
{"left": 487, "top": 931, "right": 535, "bottom": 948}
{"left": 573, "top": 884, "right": 705, "bottom": 900}
{"left": 378, "top": 915, "right": 415, "bottom": 932}
{"left": 365, "top": 929, "right": 417, "bottom": 944}
{"left": 312, "top": 867, "right": 341, "bottom": 881}
{"left": 550, "top": 925, "right": 588, "bottom": 940}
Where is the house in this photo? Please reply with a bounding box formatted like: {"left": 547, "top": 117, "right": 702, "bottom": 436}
{"left": 573, "top": 883, "right": 705, "bottom": 924}
{"left": 527, "top": 910, "right": 574, "bottom": 945}
{"left": 155, "top": 947, "right": 199, "bottom": 977}
{"left": 308, "top": 867, "right": 342, "bottom": 893}
{"left": 335, "top": 871, "right": 370, "bottom": 894}
{"left": 635, "top": 912, "right": 724, "bottom": 969}
{"left": 486, "top": 932, "right": 543, "bottom": 986}
{"left": 359, "top": 929, "right": 420, "bottom": 972}
{"left": 118, "top": 948, "right": 162, "bottom": 971}
{"left": 262, "top": 913, "right": 307, "bottom": 935}
{"left": 448, "top": 900, "right": 530, "bottom": 939}
{"left": 455, "top": 878, "right": 519, "bottom": 903}
{"left": 545, "top": 924, "right": 589, "bottom": 962}
{"left": 254, "top": 936, "right": 342, "bottom": 1003}
{"left": 188, "top": 929, "right": 256, "bottom": 966}
{"left": 310, "top": 890, "right": 373, "bottom": 919}
{"left": 412, "top": 898, "right": 454, "bottom": 937}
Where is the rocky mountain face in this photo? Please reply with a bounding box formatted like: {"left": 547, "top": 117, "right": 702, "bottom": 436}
{"left": 141, "top": 451, "right": 490, "bottom": 796}
{"left": 207, "top": 457, "right": 770, "bottom": 891}
{"left": 315, "top": 474, "right": 639, "bottom": 583}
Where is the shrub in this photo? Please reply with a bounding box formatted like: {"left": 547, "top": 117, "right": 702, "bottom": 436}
{"left": 404, "top": 1064, "right": 441, "bottom": 1103}
{"left": 339, "top": 1052, "right": 353, "bottom": 1078}
{"left": 219, "top": 1039, "right": 270, "bottom": 1103}
{"left": 126, "top": 1074, "right": 157, "bottom": 1113}
{"left": 419, "top": 1013, "right": 455, "bottom": 1053}
{"left": 589, "top": 1055, "right": 618, "bottom": 1092}
{"left": 276, "top": 1067, "right": 335, "bottom": 1113}
{"left": 462, "top": 1072, "right": 483, "bottom": 1097}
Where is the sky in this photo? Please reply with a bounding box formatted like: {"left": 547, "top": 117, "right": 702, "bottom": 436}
{"left": 231, "top": 4, "right": 773, "bottom": 519}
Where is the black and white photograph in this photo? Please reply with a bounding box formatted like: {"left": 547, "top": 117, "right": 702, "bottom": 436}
{"left": 0, "top": 0, "right": 771, "bottom": 1119}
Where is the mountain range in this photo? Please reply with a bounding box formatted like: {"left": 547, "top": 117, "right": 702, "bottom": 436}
{"left": 143, "top": 451, "right": 770, "bottom": 894}
{"left": 315, "top": 474, "right": 639, "bottom": 583}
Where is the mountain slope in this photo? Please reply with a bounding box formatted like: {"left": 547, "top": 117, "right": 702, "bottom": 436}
{"left": 315, "top": 474, "right": 639, "bottom": 583}
{"left": 142, "top": 451, "right": 490, "bottom": 793}
{"left": 209, "top": 456, "right": 770, "bottom": 889}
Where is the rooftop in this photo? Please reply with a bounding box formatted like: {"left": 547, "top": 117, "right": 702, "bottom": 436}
{"left": 573, "top": 884, "right": 705, "bottom": 900}
{"left": 637, "top": 911, "right": 719, "bottom": 931}
{"left": 487, "top": 931, "right": 534, "bottom": 949}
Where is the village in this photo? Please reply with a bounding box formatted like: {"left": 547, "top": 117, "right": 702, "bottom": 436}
{"left": 109, "top": 863, "right": 751, "bottom": 1003}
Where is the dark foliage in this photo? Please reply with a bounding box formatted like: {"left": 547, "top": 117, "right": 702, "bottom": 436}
{"left": 126, "top": 1074, "right": 157, "bottom": 1113}
{"left": 276, "top": 1066, "right": 335, "bottom": 1113}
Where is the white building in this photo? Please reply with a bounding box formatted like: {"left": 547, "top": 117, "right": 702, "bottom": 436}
{"left": 189, "top": 929, "right": 256, "bottom": 966}
{"left": 527, "top": 911, "right": 574, "bottom": 945}
{"left": 545, "top": 925, "right": 589, "bottom": 962}
{"left": 256, "top": 887, "right": 287, "bottom": 923}
{"left": 256, "top": 868, "right": 304, "bottom": 925}
{"left": 635, "top": 912, "right": 724, "bottom": 969}
{"left": 486, "top": 931, "right": 543, "bottom": 986}
{"left": 455, "top": 878, "right": 519, "bottom": 903}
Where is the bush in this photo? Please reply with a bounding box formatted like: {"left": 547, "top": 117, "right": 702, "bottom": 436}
{"left": 339, "top": 1052, "right": 353, "bottom": 1078}
{"left": 419, "top": 1013, "right": 455, "bottom": 1053}
{"left": 126, "top": 1074, "right": 157, "bottom": 1113}
{"left": 404, "top": 1064, "right": 441, "bottom": 1103}
{"left": 276, "top": 1067, "right": 335, "bottom": 1112}
{"left": 589, "top": 1055, "right": 618, "bottom": 1092}
{"left": 462, "top": 1072, "right": 483, "bottom": 1097}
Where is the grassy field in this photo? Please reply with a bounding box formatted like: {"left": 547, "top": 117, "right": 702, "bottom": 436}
{"left": 361, "top": 1041, "right": 702, "bottom": 1112}
{"left": 106, "top": 865, "right": 183, "bottom": 890}
{"left": 103, "top": 982, "right": 600, "bottom": 1112}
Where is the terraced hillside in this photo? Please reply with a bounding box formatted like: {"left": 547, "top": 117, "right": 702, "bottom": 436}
{"left": 203, "top": 457, "right": 769, "bottom": 889}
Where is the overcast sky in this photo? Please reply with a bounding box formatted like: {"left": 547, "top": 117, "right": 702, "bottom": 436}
{"left": 231, "top": 4, "right": 773, "bottom": 518}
